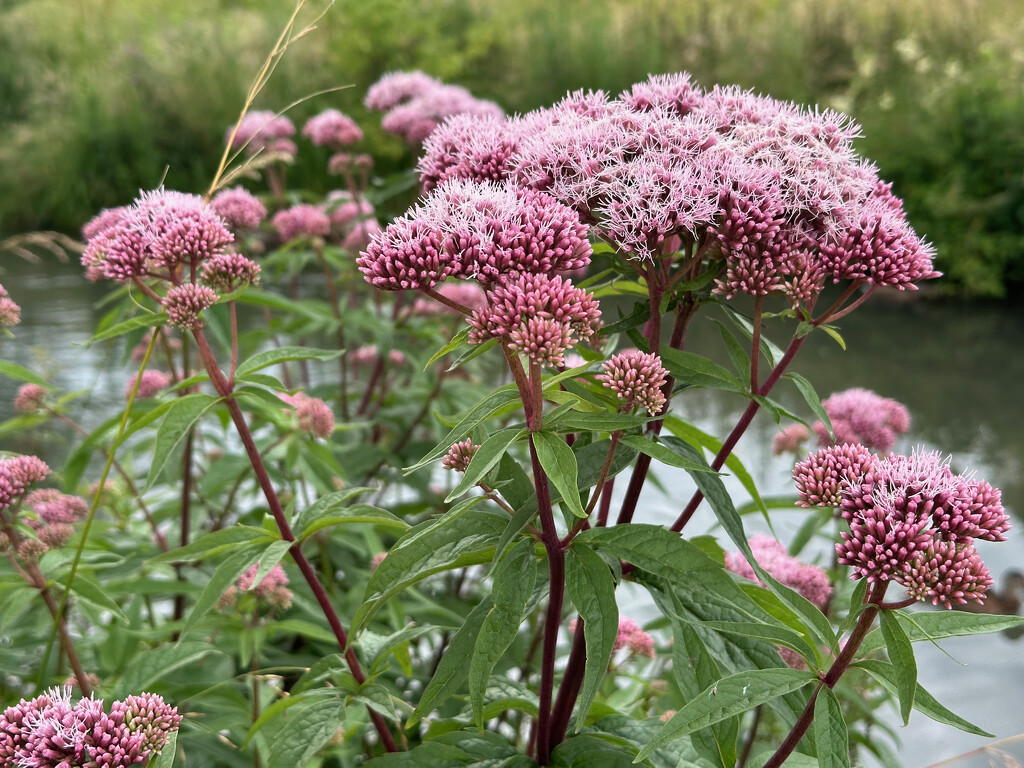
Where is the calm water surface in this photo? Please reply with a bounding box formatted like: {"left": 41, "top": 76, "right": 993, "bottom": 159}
{"left": 1, "top": 257, "right": 1022, "bottom": 766}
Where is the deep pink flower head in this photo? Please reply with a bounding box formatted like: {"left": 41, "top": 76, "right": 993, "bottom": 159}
{"left": 598, "top": 350, "right": 669, "bottom": 415}
{"left": 303, "top": 109, "right": 363, "bottom": 148}
{"left": 772, "top": 424, "right": 810, "bottom": 456}
{"left": 125, "top": 370, "right": 172, "bottom": 400}
{"left": 725, "top": 534, "right": 834, "bottom": 611}
{"left": 359, "top": 179, "right": 592, "bottom": 291}
{"left": 835, "top": 449, "right": 1009, "bottom": 606}
{"left": 794, "top": 443, "right": 876, "bottom": 508}
{"left": 227, "top": 110, "right": 296, "bottom": 154}
{"left": 813, "top": 387, "right": 911, "bottom": 453}
{"left": 365, "top": 70, "right": 442, "bottom": 112}
{"left": 442, "top": 438, "right": 478, "bottom": 472}
{"left": 0, "top": 455, "right": 50, "bottom": 510}
{"left": 0, "top": 283, "right": 21, "bottom": 326}
{"left": 14, "top": 384, "right": 48, "bottom": 413}
{"left": 201, "top": 253, "right": 261, "bottom": 293}
{"left": 380, "top": 84, "right": 505, "bottom": 144}
{"left": 280, "top": 392, "right": 335, "bottom": 439}
{"left": 614, "top": 617, "right": 656, "bottom": 658}
{"left": 271, "top": 204, "right": 331, "bottom": 243}
{"left": 25, "top": 489, "right": 88, "bottom": 524}
{"left": 163, "top": 284, "right": 219, "bottom": 330}
{"left": 469, "top": 273, "right": 602, "bottom": 366}
{"left": 210, "top": 187, "right": 267, "bottom": 231}
{"left": 236, "top": 562, "right": 292, "bottom": 608}
{"left": 418, "top": 113, "right": 519, "bottom": 191}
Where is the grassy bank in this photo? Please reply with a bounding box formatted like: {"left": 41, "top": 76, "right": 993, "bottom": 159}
{"left": 1, "top": 0, "right": 1022, "bottom": 296}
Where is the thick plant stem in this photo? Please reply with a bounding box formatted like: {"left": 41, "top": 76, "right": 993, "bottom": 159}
{"left": 192, "top": 329, "right": 398, "bottom": 753}
{"left": 670, "top": 334, "right": 808, "bottom": 532}
{"left": 548, "top": 621, "right": 587, "bottom": 748}
{"left": 529, "top": 435, "right": 566, "bottom": 765}
{"left": 761, "top": 580, "right": 889, "bottom": 768}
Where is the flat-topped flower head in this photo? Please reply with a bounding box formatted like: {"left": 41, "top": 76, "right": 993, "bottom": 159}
{"left": 125, "top": 370, "right": 172, "bottom": 400}
{"left": 794, "top": 443, "right": 876, "bottom": 509}
{"left": 13, "top": 384, "right": 48, "bottom": 413}
{"left": 0, "top": 455, "right": 50, "bottom": 510}
{"left": 164, "top": 284, "right": 219, "bottom": 330}
{"left": 813, "top": 387, "right": 911, "bottom": 453}
{"left": 620, "top": 72, "right": 702, "bottom": 116}
{"left": 272, "top": 204, "right": 331, "bottom": 243}
{"left": 469, "top": 273, "right": 601, "bottom": 365}
{"left": 202, "top": 253, "right": 261, "bottom": 293}
{"left": 328, "top": 197, "right": 375, "bottom": 229}
{"left": 365, "top": 70, "right": 443, "bottom": 112}
{"left": 418, "top": 113, "right": 519, "bottom": 191}
{"left": 598, "top": 350, "right": 669, "bottom": 415}
{"left": 210, "top": 187, "right": 267, "bottom": 231}
{"left": 82, "top": 206, "right": 131, "bottom": 241}
{"left": 379, "top": 84, "right": 504, "bottom": 145}
{"left": 302, "top": 109, "right": 363, "bottom": 148}
{"left": 442, "top": 438, "right": 478, "bottom": 472}
{"left": 227, "top": 110, "right": 296, "bottom": 154}
{"left": 280, "top": 392, "right": 334, "bottom": 439}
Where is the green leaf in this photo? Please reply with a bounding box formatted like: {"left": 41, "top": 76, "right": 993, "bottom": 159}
{"left": 712, "top": 320, "right": 751, "bottom": 382}
{"left": 150, "top": 525, "right": 277, "bottom": 564}
{"left": 879, "top": 611, "right": 917, "bottom": 725}
{"left": 182, "top": 541, "right": 271, "bottom": 636}
{"left": 408, "top": 597, "right": 493, "bottom": 726}
{"left": 658, "top": 347, "right": 746, "bottom": 395}
{"left": 619, "top": 434, "right": 717, "bottom": 474}
{"left": 633, "top": 669, "right": 816, "bottom": 762}
{"left": 86, "top": 313, "right": 165, "bottom": 345}
{"left": 575, "top": 525, "right": 719, "bottom": 584}
{"left": 814, "top": 687, "right": 851, "bottom": 768}
{"left": 150, "top": 729, "right": 178, "bottom": 768}
{"left": 550, "top": 412, "right": 652, "bottom": 433}
{"left": 294, "top": 488, "right": 407, "bottom": 540}
{"left": 235, "top": 346, "right": 344, "bottom": 378}
{"left": 352, "top": 503, "right": 507, "bottom": 633}
{"left": 425, "top": 326, "right": 470, "bottom": 369}
{"left": 785, "top": 372, "right": 833, "bottom": 441}
{"left": 859, "top": 611, "right": 1024, "bottom": 653}
{"left": 565, "top": 543, "right": 619, "bottom": 731}
{"left": 532, "top": 431, "right": 586, "bottom": 518}
{"left": 820, "top": 324, "right": 846, "bottom": 350}
{"left": 144, "top": 393, "right": 222, "bottom": 491}
{"left": 0, "top": 360, "right": 49, "bottom": 387}
{"left": 470, "top": 540, "right": 537, "bottom": 728}
{"left": 116, "top": 642, "right": 221, "bottom": 696}
{"left": 265, "top": 691, "right": 346, "bottom": 768}
{"left": 447, "top": 428, "right": 525, "bottom": 502}
{"left": 66, "top": 571, "right": 129, "bottom": 624}
{"left": 855, "top": 659, "right": 993, "bottom": 737}
{"left": 691, "top": 620, "right": 818, "bottom": 668}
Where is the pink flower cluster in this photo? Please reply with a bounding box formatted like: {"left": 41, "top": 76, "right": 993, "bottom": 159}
{"left": 271, "top": 204, "right": 331, "bottom": 243}
{"left": 349, "top": 345, "right": 406, "bottom": 369}
{"left": 22, "top": 489, "right": 89, "bottom": 551}
{"left": 813, "top": 387, "right": 911, "bottom": 453}
{"left": 772, "top": 424, "right": 810, "bottom": 456}
{"left": 226, "top": 110, "right": 296, "bottom": 160}
{"left": 359, "top": 179, "right": 592, "bottom": 291}
{"left": 468, "top": 273, "right": 601, "bottom": 366}
{"left": 302, "top": 109, "right": 363, "bottom": 148}
{"left": 365, "top": 70, "right": 504, "bottom": 144}
{"left": 797, "top": 446, "right": 1010, "bottom": 607}
{"left": 0, "top": 283, "right": 21, "bottom": 326}
{"left": 0, "top": 455, "right": 50, "bottom": 510}
{"left": 569, "top": 616, "right": 655, "bottom": 659}
{"left": 415, "top": 73, "right": 940, "bottom": 301}
{"left": 13, "top": 384, "right": 48, "bottom": 414}
{"left": 0, "top": 686, "right": 180, "bottom": 768}
{"left": 210, "top": 187, "right": 267, "bottom": 231}
{"left": 279, "top": 392, "right": 335, "bottom": 439}
{"left": 238, "top": 563, "right": 292, "bottom": 608}
{"left": 597, "top": 350, "right": 669, "bottom": 415}
{"left": 725, "top": 534, "right": 833, "bottom": 611}
{"left": 442, "top": 438, "right": 479, "bottom": 472}
{"left": 124, "top": 370, "right": 172, "bottom": 400}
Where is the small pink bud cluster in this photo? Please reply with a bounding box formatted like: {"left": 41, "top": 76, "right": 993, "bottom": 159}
{"left": 597, "top": 350, "right": 669, "bottom": 415}
{"left": 468, "top": 273, "right": 601, "bottom": 366}
{"left": 798, "top": 447, "right": 1010, "bottom": 607}
{"left": 442, "top": 439, "right": 479, "bottom": 472}
{"left": 303, "top": 109, "right": 363, "bottom": 148}
{"left": 279, "top": 392, "right": 335, "bottom": 439}
{"left": 0, "top": 283, "right": 21, "bottom": 326}
{"left": 772, "top": 424, "right": 810, "bottom": 456}
{"left": 13, "top": 384, "right": 48, "bottom": 414}
{"left": 348, "top": 345, "right": 406, "bottom": 369}
{"left": 226, "top": 110, "right": 297, "bottom": 160}
{"left": 163, "top": 284, "right": 219, "bottom": 330}
{"left": 201, "top": 253, "right": 261, "bottom": 293}
{"left": 793, "top": 443, "right": 876, "bottom": 508}
{"left": 271, "top": 204, "right": 331, "bottom": 243}
{"left": 22, "top": 489, "right": 88, "bottom": 551}
{"left": 813, "top": 387, "right": 911, "bottom": 453}
{"left": 0, "top": 455, "right": 50, "bottom": 511}
{"left": 365, "top": 70, "right": 504, "bottom": 145}
{"left": 210, "top": 187, "right": 267, "bottom": 231}
{"left": 237, "top": 563, "right": 292, "bottom": 609}
{"left": 124, "top": 370, "right": 173, "bottom": 400}
{"left": 0, "top": 686, "right": 180, "bottom": 768}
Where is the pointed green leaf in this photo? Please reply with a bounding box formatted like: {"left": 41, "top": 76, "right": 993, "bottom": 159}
{"left": 86, "top": 313, "right": 165, "bottom": 345}
{"left": 66, "top": 571, "right": 129, "bottom": 624}
{"left": 447, "top": 428, "right": 525, "bottom": 502}
{"left": 619, "top": 434, "right": 717, "bottom": 474}
{"left": 265, "top": 691, "right": 346, "bottom": 768}
{"left": 879, "top": 611, "right": 917, "bottom": 725}
{"left": 150, "top": 729, "right": 178, "bottom": 768}
{"left": 406, "top": 388, "right": 521, "bottom": 472}
{"left": 785, "top": 372, "right": 833, "bottom": 441}
{"left": 575, "top": 524, "right": 719, "bottom": 583}
{"left": 235, "top": 346, "right": 344, "bottom": 378}
{"left": 149, "top": 525, "right": 277, "bottom": 564}
{"left": 424, "top": 326, "right": 470, "bottom": 369}
{"left": 658, "top": 347, "right": 747, "bottom": 394}
{"left": 532, "top": 431, "right": 586, "bottom": 518}
{"left": 859, "top": 611, "right": 1024, "bottom": 654}
{"left": 712, "top": 320, "right": 751, "bottom": 382}
{"left": 145, "top": 393, "right": 221, "bottom": 491}
{"left": 814, "top": 687, "right": 851, "bottom": 768}
{"left": 550, "top": 412, "right": 653, "bottom": 433}
{"left": 470, "top": 540, "right": 537, "bottom": 728}
{"left": 633, "top": 669, "right": 816, "bottom": 762}
{"left": 565, "top": 543, "right": 619, "bottom": 731}
{"left": 0, "top": 361, "right": 50, "bottom": 387}
{"left": 115, "top": 641, "right": 222, "bottom": 696}
{"left": 692, "top": 620, "right": 819, "bottom": 668}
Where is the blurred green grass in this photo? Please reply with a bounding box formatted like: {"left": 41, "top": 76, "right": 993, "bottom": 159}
{"left": 1, "top": 0, "right": 1022, "bottom": 296}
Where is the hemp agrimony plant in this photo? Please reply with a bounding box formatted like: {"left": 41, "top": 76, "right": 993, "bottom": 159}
{"left": 1, "top": 17, "right": 1020, "bottom": 768}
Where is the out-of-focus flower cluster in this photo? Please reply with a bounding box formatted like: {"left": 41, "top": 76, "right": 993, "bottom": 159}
{"left": 220, "top": 563, "right": 292, "bottom": 612}
{"left": 569, "top": 616, "right": 656, "bottom": 659}
{"left": 279, "top": 392, "right": 335, "bottom": 440}
{"left": 0, "top": 456, "right": 89, "bottom": 560}
{"left": 795, "top": 446, "right": 1010, "bottom": 607}
{"left": 365, "top": 70, "right": 504, "bottom": 145}
{"left": 0, "top": 283, "right": 21, "bottom": 327}
{"left": 813, "top": 387, "right": 911, "bottom": 453}
{"left": 227, "top": 110, "right": 297, "bottom": 161}
{"left": 0, "top": 686, "right": 180, "bottom": 768}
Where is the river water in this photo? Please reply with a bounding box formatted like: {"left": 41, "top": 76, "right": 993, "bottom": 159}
{"left": 1, "top": 256, "right": 1021, "bottom": 767}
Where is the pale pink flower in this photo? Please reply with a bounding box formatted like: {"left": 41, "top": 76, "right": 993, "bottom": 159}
{"left": 303, "top": 109, "right": 363, "bottom": 148}
{"left": 237, "top": 563, "right": 293, "bottom": 608}
{"left": 82, "top": 206, "right": 130, "bottom": 240}
{"left": 772, "top": 424, "right": 810, "bottom": 456}
{"left": 418, "top": 113, "right": 519, "bottom": 191}
{"left": 614, "top": 617, "right": 656, "bottom": 658}
{"left": 13, "top": 384, "right": 48, "bottom": 413}
{"left": 201, "top": 252, "right": 261, "bottom": 292}
{"left": 25, "top": 489, "right": 87, "bottom": 524}
{"left": 365, "top": 70, "right": 442, "bottom": 112}
{"left": 227, "top": 110, "right": 296, "bottom": 154}
{"left": 280, "top": 392, "right": 335, "bottom": 439}
{"left": 210, "top": 187, "right": 267, "bottom": 230}
{"left": 125, "top": 370, "right": 172, "bottom": 399}
{"left": 0, "top": 283, "right": 20, "bottom": 326}
{"left": 271, "top": 204, "right": 331, "bottom": 242}
{"left": 328, "top": 198, "right": 375, "bottom": 229}
{"left": 342, "top": 219, "right": 383, "bottom": 252}
{"left": 725, "top": 534, "right": 833, "bottom": 611}
{"left": 0, "top": 455, "right": 50, "bottom": 510}
{"left": 370, "top": 552, "right": 388, "bottom": 571}
{"left": 793, "top": 443, "right": 876, "bottom": 508}
{"left": 813, "top": 388, "right": 911, "bottom": 453}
